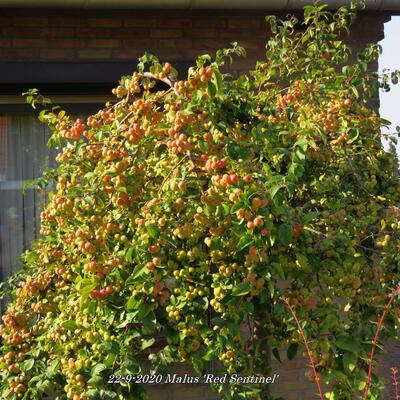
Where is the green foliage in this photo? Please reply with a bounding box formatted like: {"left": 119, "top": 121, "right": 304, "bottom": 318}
{"left": 1, "top": 2, "right": 400, "bottom": 400}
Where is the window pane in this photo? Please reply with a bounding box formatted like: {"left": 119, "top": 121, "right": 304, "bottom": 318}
{"left": 0, "top": 114, "right": 59, "bottom": 309}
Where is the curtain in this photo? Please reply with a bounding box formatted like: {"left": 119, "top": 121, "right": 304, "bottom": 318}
{"left": 0, "top": 114, "right": 59, "bottom": 298}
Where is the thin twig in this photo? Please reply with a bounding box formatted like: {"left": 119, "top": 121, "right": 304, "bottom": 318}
{"left": 343, "top": 147, "right": 375, "bottom": 199}
{"left": 281, "top": 296, "right": 324, "bottom": 400}
{"left": 119, "top": 111, "right": 133, "bottom": 126}
{"left": 391, "top": 368, "right": 399, "bottom": 400}
{"left": 142, "top": 72, "right": 179, "bottom": 96}
{"left": 363, "top": 284, "right": 400, "bottom": 400}
{"left": 304, "top": 226, "right": 325, "bottom": 236}
{"left": 247, "top": 314, "right": 256, "bottom": 356}
{"left": 159, "top": 155, "right": 189, "bottom": 192}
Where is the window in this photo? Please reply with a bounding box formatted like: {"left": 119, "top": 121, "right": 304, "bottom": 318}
{"left": 0, "top": 114, "right": 58, "bottom": 287}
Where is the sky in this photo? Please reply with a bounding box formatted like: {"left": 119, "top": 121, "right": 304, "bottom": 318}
{"left": 378, "top": 16, "right": 400, "bottom": 154}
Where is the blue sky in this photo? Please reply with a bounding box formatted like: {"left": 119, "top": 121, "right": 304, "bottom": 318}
{"left": 379, "top": 16, "right": 400, "bottom": 154}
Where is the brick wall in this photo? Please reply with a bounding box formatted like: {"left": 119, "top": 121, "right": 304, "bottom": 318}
{"left": 0, "top": 10, "right": 390, "bottom": 78}
{"left": 0, "top": 7, "right": 394, "bottom": 400}
{"left": 0, "top": 9, "right": 270, "bottom": 75}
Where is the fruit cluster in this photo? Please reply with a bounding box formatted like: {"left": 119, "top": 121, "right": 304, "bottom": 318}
{"left": 1, "top": 4, "right": 400, "bottom": 400}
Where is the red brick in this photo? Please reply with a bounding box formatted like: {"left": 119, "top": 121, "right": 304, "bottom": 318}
{"left": 269, "top": 392, "right": 298, "bottom": 400}
{"left": 14, "top": 17, "right": 48, "bottom": 27}
{"left": 223, "top": 57, "right": 256, "bottom": 72}
{"left": 236, "top": 40, "right": 264, "bottom": 49}
{"left": 3, "top": 27, "right": 41, "bottom": 37}
{"left": 122, "top": 39, "right": 157, "bottom": 48}
{"left": 186, "top": 28, "right": 218, "bottom": 38}
{"left": 172, "top": 386, "right": 205, "bottom": 398}
{"left": 182, "top": 48, "right": 206, "bottom": 59}
{"left": 50, "top": 38, "right": 86, "bottom": 48}
{"left": 272, "top": 381, "right": 310, "bottom": 391}
{"left": 274, "top": 371, "right": 299, "bottom": 381}
{"left": 276, "top": 359, "right": 308, "bottom": 370}
{"left": 150, "top": 29, "right": 182, "bottom": 38}
{"left": 218, "top": 28, "right": 254, "bottom": 39}
{"left": 194, "top": 39, "right": 228, "bottom": 49}
{"left": 0, "top": 17, "right": 11, "bottom": 25}
{"left": 76, "top": 28, "right": 110, "bottom": 38}
{"left": 156, "top": 49, "right": 189, "bottom": 60}
{"left": 1, "top": 49, "right": 37, "bottom": 59}
{"left": 124, "top": 18, "right": 157, "bottom": 28}
{"left": 13, "top": 38, "right": 48, "bottom": 48}
{"left": 159, "top": 39, "right": 192, "bottom": 49}
{"left": 87, "top": 18, "right": 122, "bottom": 28}
{"left": 228, "top": 17, "right": 261, "bottom": 29}
{"left": 156, "top": 18, "right": 192, "bottom": 29}
{"left": 111, "top": 28, "right": 148, "bottom": 38}
{"left": 146, "top": 388, "right": 170, "bottom": 400}
{"left": 246, "top": 49, "right": 267, "bottom": 58}
{"left": 111, "top": 49, "right": 144, "bottom": 60}
{"left": 40, "top": 49, "right": 75, "bottom": 59}
{"left": 77, "top": 49, "right": 111, "bottom": 59}
{"left": 88, "top": 39, "right": 121, "bottom": 48}
{"left": 40, "top": 27, "right": 75, "bottom": 37}
{"left": 193, "top": 18, "right": 227, "bottom": 28}
{"left": 49, "top": 17, "right": 85, "bottom": 27}
{"left": 0, "top": 38, "right": 11, "bottom": 48}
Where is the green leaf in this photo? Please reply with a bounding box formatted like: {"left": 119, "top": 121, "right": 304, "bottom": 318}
{"left": 226, "top": 143, "right": 239, "bottom": 160}
{"left": 335, "top": 335, "right": 362, "bottom": 354}
{"left": 88, "top": 300, "right": 97, "bottom": 316}
{"left": 211, "top": 317, "right": 226, "bottom": 327}
{"left": 46, "top": 359, "right": 60, "bottom": 376}
{"left": 231, "top": 202, "right": 243, "bottom": 214}
{"left": 211, "top": 70, "right": 223, "bottom": 96}
{"left": 222, "top": 203, "right": 230, "bottom": 216}
{"left": 279, "top": 224, "right": 292, "bottom": 246}
{"left": 294, "top": 137, "right": 309, "bottom": 150}
{"left": 191, "top": 353, "right": 204, "bottom": 374}
{"left": 287, "top": 343, "right": 298, "bottom": 360}
{"left": 343, "top": 351, "right": 357, "bottom": 372}
{"left": 272, "top": 348, "right": 282, "bottom": 363}
{"left": 80, "top": 282, "right": 97, "bottom": 296}
{"left": 302, "top": 211, "right": 318, "bottom": 224}
{"left": 127, "top": 264, "right": 148, "bottom": 283}
{"left": 271, "top": 262, "right": 285, "bottom": 280}
{"left": 319, "top": 314, "right": 337, "bottom": 333}
{"left": 121, "top": 356, "right": 141, "bottom": 375}
{"left": 203, "top": 347, "right": 219, "bottom": 361}
{"left": 61, "top": 320, "right": 79, "bottom": 331}
{"left": 23, "top": 358, "right": 35, "bottom": 372}
{"left": 227, "top": 322, "right": 240, "bottom": 336}
{"left": 295, "top": 253, "right": 310, "bottom": 271}
{"left": 330, "top": 369, "right": 349, "bottom": 382}
{"left": 207, "top": 81, "right": 217, "bottom": 97}
{"left": 142, "top": 312, "right": 157, "bottom": 332}
{"left": 237, "top": 235, "right": 253, "bottom": 251}
{"left": 141, "top": 338, "right": 155, "bottom": 350}
{"left": 294, "top": 147, "right": 306, "bottom": 161}
{"left": 270, "top": 184, "right": 283, "bottom": 200}
{"left": 232, "top": 282, "right": 252, "bottom": 296}
{"left": 101, "top": 340, "right": 120, "bottom": 355}
{"left": 36, "top": 379, "right": 52, "bottom": 394}
{"left": 104, "top": 353, "right": 117, "bottom": 368}
{"left": 87, "top": 389, "right": 101, "bottom": 400}
{"left": 137, "top": 303, "right": 152, "bottom": 320}
{"left": 347, "top": 129, "right": 360, "bottom": 144}
{"left": 146, "top": 226, "right": 159, "bottom": 238}
{"left": 91, "top": 363, "right": 108, "bottom": 376}
{"left": 101, "top": 390, "right": 119, "bottom": 400}
{"left": 125, "top": 247, "right": 135, "bottom": 263}
{"left": 126, "top": 295, "right": 137, "bottom": 311}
